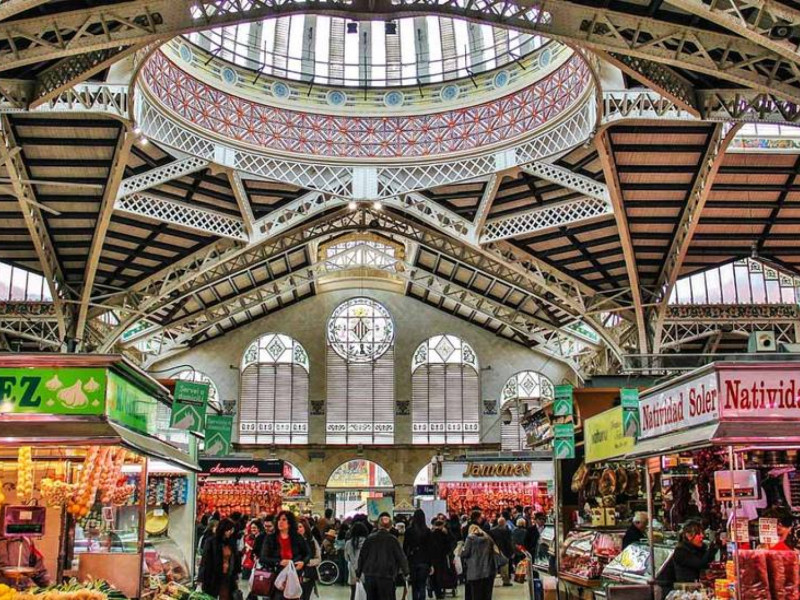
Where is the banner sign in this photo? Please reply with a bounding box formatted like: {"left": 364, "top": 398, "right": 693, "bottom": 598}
{"left": 436, "top": 461, "right": 553, "bottom": 483}
{"left": 415, "top": 484, "right": 435, "bottom": 496}
{"left": 584, "top": 407, "right": 635, "bottom": 463}
{"left": 204, "top": 415, "right": 233, "bottom": 457}
{"left": 718, "top": 366, "right": 800, "bottom": 420}
{"left": 638, "top": 371, "right": 718, "bottom": 439}
{"left": 199, "top": 458, "right": 284, "bottom": 478}
{"left": 553, "top": 423, "right": 575, "bottom": 459}
{"left": 553, "top": 385, "right": 574, "bottom": 417}
{"left": 107, "top": 372, "right": 159, "bottom": 435}
{"left": 0, "top": 367, "right": 107, "bottom": 415}
{"left": 620, "top": 388, "right": 640, "bottom": 438}
{"left": 170, "top": 380, "right": 209, "bottom": 433}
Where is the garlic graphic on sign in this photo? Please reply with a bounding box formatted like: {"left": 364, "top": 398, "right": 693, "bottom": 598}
{"left": 83, "top": 377, "right": 100, "bottom": 393}
{"left": 45, "top": 374, "right": 63, "bottom": 391}
{"left": 174, "top": 413, "right": 196, "bottom": 430}
{"left": 206, "top": 440, "right": 224, "bottom": 455}
{"left": 58, "top": 380, "right": 88, "bottom": 408}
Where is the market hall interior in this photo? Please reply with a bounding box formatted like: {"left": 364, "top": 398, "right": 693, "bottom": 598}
{"left": 3, "top": 1, "right": 800, "bottom": 600}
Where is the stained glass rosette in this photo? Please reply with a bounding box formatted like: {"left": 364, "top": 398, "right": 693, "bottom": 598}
{"left": 327, "top": 298, "right": 394, "bottom": 362}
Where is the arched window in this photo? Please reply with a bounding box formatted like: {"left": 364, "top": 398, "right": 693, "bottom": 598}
{"left": 500, "top": 371, "right": 554, "bottom": 451}
{"left": 239, "top": 333, "right": 309, "bottom": 444}
{"left": 326, "top": 297, "right": 395, "bottom": 444}
{"left": 412, "top": 335, "right": 480, "bottom": 444}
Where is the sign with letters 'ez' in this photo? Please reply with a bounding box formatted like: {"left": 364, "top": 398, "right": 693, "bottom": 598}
{"left": 0, "top": 367, "right": 107, "bottom": 415}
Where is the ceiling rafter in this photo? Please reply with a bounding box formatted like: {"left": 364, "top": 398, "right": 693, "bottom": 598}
{"left": 0, "top": 114, "right": 70, "bottom": 340}
{"left": 596, "top": 128, "right": 647, "bottom": 354}
{"left": 229, "top": 170, "right": 256, "bottom": 237}
{"left": 471, "top": 173, "right": 501, "bottom": 239}
{"left": 521, "top": 162, "right": 609, "bottom": 202}
{"left": 0, "top": 0, "right": 50, "bottom": 22}
{"left": 75, "top": 130, "right": 135, "bottom": 347}
{"left": 1, "top": 0, "right": 800, "bottom": 103}
{"left": 650, "top": 123, "right": 742, "bottom": 352}
{"left": 117, "top": 155, "right": 210, "bottom": 199}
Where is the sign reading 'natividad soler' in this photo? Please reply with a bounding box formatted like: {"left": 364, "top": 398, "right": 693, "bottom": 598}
{"left": 638, "top": 364, "right": 800, "bottom": 440}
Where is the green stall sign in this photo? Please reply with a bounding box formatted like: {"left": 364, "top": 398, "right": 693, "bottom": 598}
{"left": 0, "top": 367, "right": 107, "bottom": 415}
{"left": 553, "top": 384, "right": 574, "bottom": 417}
{"left": 205, "top": 415, "right": 233, "bottom": 457}
{"left": 170, "top": 380, "right": 209, "bottom": 433}
{"left": 106, "top": 372, "right": 159, "bottom": 436}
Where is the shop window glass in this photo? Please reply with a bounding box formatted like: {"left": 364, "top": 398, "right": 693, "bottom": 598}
{"left": 239, "top": 333, "right": 309, "bottom": 445}
{"left": 0, "top": 261, "right": 49, "bottom": 302}
{"left": 326, "top": 298, "right": 395, "bottom": 444}
{"left": 500, "top": 371, "right": 554, "bottom": 451}
{"left": 411, "top": 335, "right": 480, "bottom": 444}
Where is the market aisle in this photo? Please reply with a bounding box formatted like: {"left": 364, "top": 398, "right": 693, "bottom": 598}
{"left": 309, "top": 581, "right": 531, "bottom": 600}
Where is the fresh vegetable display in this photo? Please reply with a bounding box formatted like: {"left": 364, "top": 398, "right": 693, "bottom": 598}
{"left": 1, "top": 579, "right": 126, "bottom": 600}
{"left": 146, "top": 581, "right": 213, "bottom": 600}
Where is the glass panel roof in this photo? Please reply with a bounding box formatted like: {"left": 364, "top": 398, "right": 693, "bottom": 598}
{"left": 186, "top": 16, "right": 545, "bottom": 87}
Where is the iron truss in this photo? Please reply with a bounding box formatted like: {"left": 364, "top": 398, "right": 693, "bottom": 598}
{"left": 660, "top": 304, "right": 800, "bottom": 351}
{"left": 97, "top": 207, "right": 625, "bottom": 376}
{"left": 1, "top": 0, "right": 800, "bottom": 104}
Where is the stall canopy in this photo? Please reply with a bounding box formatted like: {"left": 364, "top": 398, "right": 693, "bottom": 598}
{"left": 0, "top": 354, "right": 200, "bottom": 471}
{"left": 626, "top": 361, "right": 800, "bottom": 459}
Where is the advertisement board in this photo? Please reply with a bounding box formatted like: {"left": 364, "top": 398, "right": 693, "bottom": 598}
{"left": 584, "top": 407, "right": 635, "bottom": 463}
{"left": 638, "top": 370, "right": 719, "bottom": 439}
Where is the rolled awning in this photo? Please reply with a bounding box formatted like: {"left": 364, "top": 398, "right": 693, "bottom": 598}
{"left": 626, "top": 420, "right": 800, "bottom": 460}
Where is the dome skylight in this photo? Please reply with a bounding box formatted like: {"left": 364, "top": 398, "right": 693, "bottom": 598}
{"left": 185, "top": 16, "right": 545, "bottom": 87}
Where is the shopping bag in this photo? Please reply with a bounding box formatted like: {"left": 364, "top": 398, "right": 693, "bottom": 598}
{"left": 276, "top": 562, "right": 302, "bottom": 600}
{"left": 354, "top": 581, "right": 367, "bottom": 600}
{"left": 453, "top": 554, "right": 463, "bottom": 576}
{"left": 249, "top": 567, "right": 275, "bottom": 597}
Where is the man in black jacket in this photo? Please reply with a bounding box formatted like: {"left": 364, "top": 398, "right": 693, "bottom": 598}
{"left": 489, "top": 517, "right": 514, "bottom": 586}
{"left": 357, "top": 514, "right": 410, "bottom": 600}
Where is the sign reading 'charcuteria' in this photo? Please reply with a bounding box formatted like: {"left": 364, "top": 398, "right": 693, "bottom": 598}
{"left": 638, "top": 371, "right": 719, "bottom": 439}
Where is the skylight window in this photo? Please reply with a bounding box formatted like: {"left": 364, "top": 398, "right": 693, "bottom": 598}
{"left": 0, "top": 262, "right": 52, "bottom": 302}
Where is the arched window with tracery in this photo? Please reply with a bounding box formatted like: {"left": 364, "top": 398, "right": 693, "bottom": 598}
{"left": 500, "top": 371, "right": 554, "bottom": 451}
{"left": 412, "top": 335, "right": 480, "bottom": 444}
{"left": 326, "top": 297, "right": 395, "bottom": 444}
{"left": 239, "top": 333, "right": 309, "bottom": 444}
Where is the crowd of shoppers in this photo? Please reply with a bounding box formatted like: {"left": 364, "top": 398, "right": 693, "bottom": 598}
{"left": 196, "top": 505, "right": 548, "bottom": 600}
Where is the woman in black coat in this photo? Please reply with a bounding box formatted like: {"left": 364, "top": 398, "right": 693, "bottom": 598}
{"left": 198, "top": 518, "right": 241, "bottom": 600}
{"left": 430, "top": 520, "right": 457, "bottom": 599}
{"left": 672, "top": 522, "right": 718, "bottom": 583}
{"left": 403, "top": 510, "right": 432, "bottom": 600}
{"left": 260, "top": 511, "right": 311, "bottom": 599}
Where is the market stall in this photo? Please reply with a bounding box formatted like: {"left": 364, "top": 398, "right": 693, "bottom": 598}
{"left": 0, "top": 355, "right": 200, "bottom": 600}
{"left": 196, "top": 458, "right": 286, "bottom": 520}
{"left": 433, "top": 457, "right": 554, "bottom": 521}
{"left": 625, "top": 361, "right": 800, "bottom": 600}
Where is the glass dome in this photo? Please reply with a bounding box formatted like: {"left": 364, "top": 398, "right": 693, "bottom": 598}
{"left": 185, "top": 16, "right": 546, "bottom": 87}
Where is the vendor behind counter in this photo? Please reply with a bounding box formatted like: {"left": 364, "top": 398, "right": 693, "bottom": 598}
{"left": 0, "top": 536, "right": 50, "bottom": 589}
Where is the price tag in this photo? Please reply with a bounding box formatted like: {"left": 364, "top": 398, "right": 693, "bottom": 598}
{"left": 759, "top": 518, "right": 778, "bottom": 545}
{"left": 154, "top": 509, "right": 165, "bottom": 517}
{"left": 19, "top": 511, "right": 32, "bottom": 520}
{"left": 732, "top": 518, "right": 749, "bottom": 543}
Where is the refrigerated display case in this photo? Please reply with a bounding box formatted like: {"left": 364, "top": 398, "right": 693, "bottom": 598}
{"left": 559, "top": 529, "right": 624, "bottom": 586}
{"left": 533, "top": 524, "right": 555, "bottom": 573}
{"left": 601, "top": 541, "right": 675, "bottom": 585}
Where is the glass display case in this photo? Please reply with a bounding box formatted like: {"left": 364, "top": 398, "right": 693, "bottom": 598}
{"left": 559, "top": 529, "right": 623, "bottom": 584}
{"left": 602, "top": 541, "right": 675, "bottom": 585}
{"left": 533, "top": 524, "right": 555, "bottom": 572}
{"left": 142, "top": 535, "right": 192, "bottom": 599}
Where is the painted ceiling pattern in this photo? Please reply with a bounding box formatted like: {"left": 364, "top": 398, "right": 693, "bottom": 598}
{"left": 139, "top": 50, "right": 590, "bottom": 159}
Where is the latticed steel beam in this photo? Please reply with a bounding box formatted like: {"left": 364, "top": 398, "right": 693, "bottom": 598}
{"left": 0, "top": 0, "right": 50, "bottom": 22}
{"left": 521, "top": 162, "right": 609, "bottom": 201}
{"left": 598, "top": 52, "right": 699, "bottom": 115}
{"left": 481, "top": 196, "right": 613, "bottom": 243}
{"left": 117, "top": 156, "right": 210, "bottom": 199}
{"left": 666, "top": 0, "right": 800, "bottom": 68}
{"left": 472, "top": 173, "right": 501, "bottom": 237}
{"left": 115, "top": 192, "right": 249, "bottom": 241}
{"left": 0, "top": 318, "right": 61, "bottom": 348}
{"left": 75, "top": 130, "right": 134, "bottom": 346}
{"left": 31, "top": 45, "right": 149, "bottom": 109}
{"left": 0, "top": 116, "right": 70, "bottom": 340}
{"left": 0, "top": 78, "right": 32, "bottom": 109}
{"left": 651, "top": 123, "right": 741, "bottom": 353}
{"left": 2, "top": 0, "right": 800, "bottom": 103}
{"left": 229, "top": 170, "right": 256, "bottom": 237}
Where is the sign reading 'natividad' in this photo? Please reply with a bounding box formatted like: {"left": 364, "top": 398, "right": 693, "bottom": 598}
{"left": 638, "top": 371, "right": 719, "bottom": 439}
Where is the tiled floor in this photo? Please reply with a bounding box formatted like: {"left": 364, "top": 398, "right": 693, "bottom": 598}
{"left": 310, "top": 579, "right": 534, "bottom": 600}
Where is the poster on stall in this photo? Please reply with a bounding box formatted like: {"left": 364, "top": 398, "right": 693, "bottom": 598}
{"left": 732, "top": 518, "right": 749, "bottom": 543}
{"left": 205, "top": 415, "right": 233, "bottom": 457}
{"left": 759, "top": 518, "right": 778, "bottom": 546}
{"left": 170, "top": 380, "right": 209, "bottom": 433}
{"left": 367, "top": 497, "right": 394, "bottom": 521}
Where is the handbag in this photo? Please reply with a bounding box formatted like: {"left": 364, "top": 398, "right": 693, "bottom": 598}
{"left": 249, "top": 568, "right": 275, "bottom": 598}
{"left": 492, "top": 542, "right": 509, "bottom": 570}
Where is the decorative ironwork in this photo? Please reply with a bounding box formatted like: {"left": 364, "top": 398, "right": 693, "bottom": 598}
{"left": 395, "top": 400, "right": 410, "bottom": 416}
{"left": 521, "top": 162, "right": 609, "bottom": 201}
{"left": 483, "top": 399, "right": 498, "bottom": 416}
{"left": 326, "top": 297, "right": 395, "bottom": 363}
{"left": 241, "top": 333, "right": 309, "bottom": 371}
{"left": 117, "top": 156, "right": 210, "bottom": 199}
{"left": 412, "top": 335, "right": 479, "bottom": 372}
{"left": 481, "top": 196, "right": 612, "bottom": 243}
{"left": 310, "top": 400, "right": 325, "bottom": 416}
{"left": 666, "top": 304, "right": 800, "bottom": 321}
{"left": 115, "top": 193, "right": 249, "bottom": 241}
